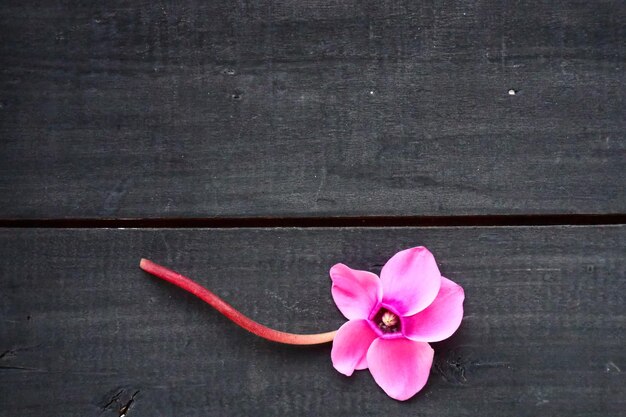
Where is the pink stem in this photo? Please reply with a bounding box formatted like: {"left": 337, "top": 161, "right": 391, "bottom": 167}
{"left": 140, "top": 259, "right": 337, "bottom": 345}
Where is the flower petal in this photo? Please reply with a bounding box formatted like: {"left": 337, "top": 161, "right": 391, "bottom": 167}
{"left": 331, "top": 320, "right": 379, "bottom": 376}
{"left": 380, "top": 247, "right": 442, "bottom": 316}
{"left": 330, "top": 263, "right": 382, "bottom": 320}
{"left": 366, "top": 337, "right": 434, "bottom": 401}
{"left": 403, "top": 277, "right": 465, "bottom": 342}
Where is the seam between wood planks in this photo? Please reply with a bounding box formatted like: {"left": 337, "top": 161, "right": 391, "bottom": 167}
{"left": 0, "top": 214, "right": 624, "bottom": 228}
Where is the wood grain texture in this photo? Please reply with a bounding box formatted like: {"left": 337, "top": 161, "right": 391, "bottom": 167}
{"left": 1, "top": 1, "right": 624, "bottom": 219}
{"left": 0, "top": 226, "right": 624, "bottom": 416}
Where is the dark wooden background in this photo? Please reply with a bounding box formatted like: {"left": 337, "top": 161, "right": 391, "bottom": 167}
{"left": 1, "top": 1, "right": 624, "bottom": 416}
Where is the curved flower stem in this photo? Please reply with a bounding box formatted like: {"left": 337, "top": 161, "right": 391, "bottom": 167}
{"left": 139, "top": 259, "right": 337, "bottom": 345}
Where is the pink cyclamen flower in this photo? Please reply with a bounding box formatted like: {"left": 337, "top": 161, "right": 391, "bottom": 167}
{"left": 330, "top": 246, "right": 465, "bottom": 401}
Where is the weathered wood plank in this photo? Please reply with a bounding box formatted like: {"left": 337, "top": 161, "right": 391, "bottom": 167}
{"left": 0, "top": 226, "right": 623, "bottom": 416}
{"left": 1, "top": 1, "right": 624, "bottom": 218}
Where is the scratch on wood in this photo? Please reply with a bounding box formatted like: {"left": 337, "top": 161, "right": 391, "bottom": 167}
{"left": 101, "top": 390, "right": 123, "bottom": 411}
{"left": 0, "top": 344, "right": 43, "bottom": 361}
{"left": 0, "top": 365, "right": 40, "bottom": 371}
{"left": 102, "top": 178, "right": 132, "bottom": 216}
{"left": 472, "top": 360, "right": 511, "bottom": 369}
{"left": 490, "top": 268, "right": 562, "bottom": 272}
{"left": 314, "top": 167, "right": 327, "bottom": 205}
{"left": 605, "top": 361, "right": 621, "bottom": 373}
{"left": 119, "top": 390, "right": 140, "bottom": 417}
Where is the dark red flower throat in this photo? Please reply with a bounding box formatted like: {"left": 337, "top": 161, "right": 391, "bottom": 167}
{"left": 373, "top": 307, "right": 401, "bottom": 333}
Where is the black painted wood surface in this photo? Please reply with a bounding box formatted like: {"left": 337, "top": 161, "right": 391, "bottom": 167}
{"left": 1, "top": 1, "right": 625, "bottom": 218}
{"left": 1, "top": 226, "right": 624, "bottom": 416}
{"left": 1, "top": 1, "right": 624, "bottom": 416}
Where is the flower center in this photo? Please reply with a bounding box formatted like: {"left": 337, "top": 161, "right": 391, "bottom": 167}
{"left": 373, "top": 308, "right": 401, "bottom": 333}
